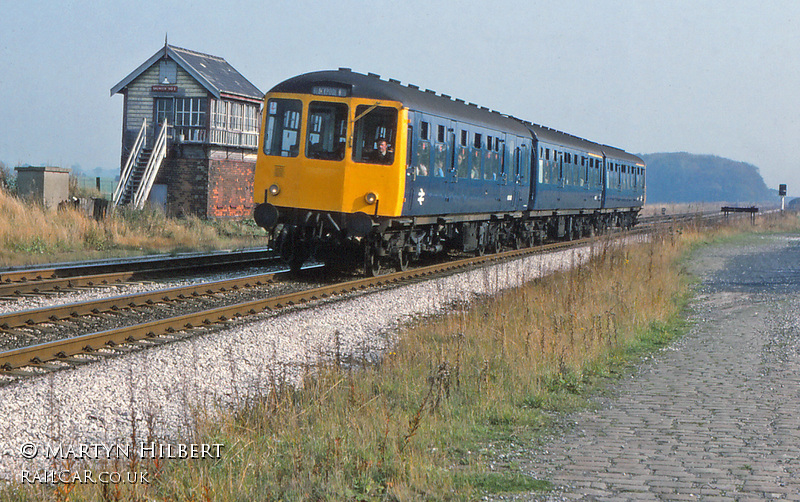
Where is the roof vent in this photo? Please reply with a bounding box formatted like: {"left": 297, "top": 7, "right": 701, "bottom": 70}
{"left": 425, "top": 89, "right": 436, "bottom": 94}
{"left": 408, "top": 84, "right": 419, "bottom": 89}
{"left": 441, "top": 94, "right": 451, "bottom": 99}
{"left": 338, "top": 67, "right": 352, "bottom": 72}
{"left": 455, "top": 98, "right": 465, "bottom": 103}
{"left": 388, "top": 78, "right": 400, "bottom": 84}
{"left": 368, "top": 72, "right": 380, "bottom": 78}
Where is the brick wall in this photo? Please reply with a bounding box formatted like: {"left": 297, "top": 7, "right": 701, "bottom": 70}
{"left": 157, "top": 158, "right": 209, "bottom": 218}
{"left": 208, "top": 158, "right": 255, "bottom": 219}
{"left": 154, "top": 146, "right": 256, "bottom": 220}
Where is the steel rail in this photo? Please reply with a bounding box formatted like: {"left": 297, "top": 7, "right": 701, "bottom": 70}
{"left": 0, "top": 271, "right": 140, "bottom": 297}
{"left": 0, "top": 247, "right": 276, "bottom": 285}
{"left": 0, "top": 270, "right": 289, "bottom": 330}
{"left": 0, "top": 239, "right": 580, "bottom": 371}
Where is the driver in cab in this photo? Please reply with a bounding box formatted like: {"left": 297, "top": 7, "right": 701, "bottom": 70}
{"left": 368, "top": 138, "right": 393, "bottom": 164}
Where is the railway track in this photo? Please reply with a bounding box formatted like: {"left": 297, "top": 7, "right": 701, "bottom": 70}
{"left": 0, "top": 246, "right": 276, "bottom": 297}
{"left": 0, "top": 207, "right": 781, "bottom": 380}
{"left": 0, "top": 237, "right": 586, "bottom": 378}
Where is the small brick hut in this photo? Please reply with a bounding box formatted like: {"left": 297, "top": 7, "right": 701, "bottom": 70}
{"left": 111, "top": 43, "right": 263, "bottom": 218}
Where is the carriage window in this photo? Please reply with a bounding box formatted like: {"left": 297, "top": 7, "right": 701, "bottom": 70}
{"left": 485, "top": 146, "right": 499, "bottom": 180}
{"left": 474, "top": 133, "right": 482, "bottom": 149}
{"left": 420, "top": 121, "right": 429, "bottom": 140}
{"left": 433, "top": 143, "right": 446, "bottom": 177}
{"left": 460, "top": 130, "right": 468, "bottom": 146}
{"left": 353, "top": 105, "right": 398, "bottom": 164}
{"left": 437, "top": 124, "right": 446, "bottom": 143}
{"left": 456, "top": 145, "right": 469, "bottom": 178}
{"left": 416, "top": 135, "right": 431, "bottom": 177}
{"left": 263, "top": 98, "right": 302, "bottom": 157}
{"left": 305, "top": 101, "right": 348, "bottom": 161}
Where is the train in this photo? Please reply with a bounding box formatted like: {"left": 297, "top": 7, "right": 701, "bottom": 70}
{"left": 252, "top": 69, "right": 645, "bottom": 275}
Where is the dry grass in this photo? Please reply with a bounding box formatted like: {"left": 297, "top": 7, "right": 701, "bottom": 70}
{"left": 0, "top": 190, "right": 263, "bottom": 266}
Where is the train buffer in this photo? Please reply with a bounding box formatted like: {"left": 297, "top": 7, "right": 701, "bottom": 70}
{"left": 721, "top": 206, "right": 758, "bottom": 223}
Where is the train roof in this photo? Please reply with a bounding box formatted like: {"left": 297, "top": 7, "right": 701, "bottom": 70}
{"left": 599, "top": 145, "right": 646, "bottom": 166}
{"left": 269, "top": 69, "right": 532, "bottom": 136}
{"left": 524, "top": 123, "right": 606, "bottom": 157}
{"left": 269, "top": 69, "right": 644, "bottom": 166}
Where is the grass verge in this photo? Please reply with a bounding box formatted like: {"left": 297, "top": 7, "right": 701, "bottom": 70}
{"left": 0, "top": 190, "right": 264, "bottom": 267}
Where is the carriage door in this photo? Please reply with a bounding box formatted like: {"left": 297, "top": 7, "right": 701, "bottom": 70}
{"left": 405, "top": 113, "right": 449, "bottom": 215}
{"left": 447, "top": 120, "right": 457, "bottom": 184}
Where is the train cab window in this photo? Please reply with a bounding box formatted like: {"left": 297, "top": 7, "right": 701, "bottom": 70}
{"left": 305, "top": 102, "right": 348, "bottom": 161}
{"left": 353, "top": 105, "right": 398, "bottom": 165}
{"left": 264, "top": 98, "right": 302, "bottom": 157}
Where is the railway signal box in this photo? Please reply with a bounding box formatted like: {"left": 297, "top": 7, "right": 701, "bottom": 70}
{"left": 111, "top": 43, "right": 263, "bottom": 219}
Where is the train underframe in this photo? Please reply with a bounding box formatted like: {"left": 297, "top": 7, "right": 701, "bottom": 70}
{"left": 264, "top": 207, "right": 639, "bottom": 276}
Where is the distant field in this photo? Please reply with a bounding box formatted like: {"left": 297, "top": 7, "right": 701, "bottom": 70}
{"left": 72, "top": 175, "right": 117, "bottom": 199}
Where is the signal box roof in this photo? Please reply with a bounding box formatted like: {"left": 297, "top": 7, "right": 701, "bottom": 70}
{"left": 111, "top": 44, "right": 263, "bottom": 102}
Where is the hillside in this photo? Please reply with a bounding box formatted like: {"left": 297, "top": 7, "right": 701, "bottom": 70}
{"left": 641, "top": 152, "right": 776, "bottom": 204}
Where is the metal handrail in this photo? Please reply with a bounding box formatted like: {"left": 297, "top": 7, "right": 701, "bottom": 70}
{"left": 113, "top": 118, "right": 147, "bottom": 205}
{"left": 132, "top": 120, "right": 168, "bottom": 209}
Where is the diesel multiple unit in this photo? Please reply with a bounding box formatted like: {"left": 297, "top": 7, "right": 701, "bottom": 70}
{"left": 253, "top": 69, "right": 645, "bottom": 274}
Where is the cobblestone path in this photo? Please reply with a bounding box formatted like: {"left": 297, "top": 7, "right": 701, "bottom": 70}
{"left": 514, "top": 234, "right": 800, "bottom": 501}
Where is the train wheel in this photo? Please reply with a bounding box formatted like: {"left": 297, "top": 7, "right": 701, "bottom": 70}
{"left": 365, "top": 247, "right": 382, "bottom": 277}
{"left": 396, "top": 248, "right": 409, "bottom": 272}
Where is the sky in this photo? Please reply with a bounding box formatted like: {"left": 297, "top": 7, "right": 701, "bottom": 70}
{"left": 1, "top": 0, "right": 798, "bottom": 196}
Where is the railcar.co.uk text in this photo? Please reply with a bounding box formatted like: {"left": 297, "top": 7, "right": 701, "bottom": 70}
{"left": 14, "top": 442, "right": 224, "bottom": 485}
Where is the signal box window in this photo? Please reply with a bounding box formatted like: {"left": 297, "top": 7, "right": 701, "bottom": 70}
{"left": 306, "top": 102, "right": 348, "bottom": 161}
{"left": 353, "top": 105, "right": 398, "bottom": 165}
{"left": 264, "top": 99, "right": 302, "bottom": 157}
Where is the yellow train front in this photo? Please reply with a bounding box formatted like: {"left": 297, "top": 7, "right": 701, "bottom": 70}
{"left": 253, "top": 69, "right": 411, "bottom": 272}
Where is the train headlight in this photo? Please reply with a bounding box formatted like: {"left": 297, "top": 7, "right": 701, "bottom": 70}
{"left": 268, "top": 184, "right": 281, "bottom": 197}
{"left": 364, "top": 192, "right": 378, "bottom": 205}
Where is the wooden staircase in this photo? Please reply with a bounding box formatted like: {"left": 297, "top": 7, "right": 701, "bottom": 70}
{"left": 113, "top": 119, "right": 168, "bottom": 209}
{"left": 117, "top": 147, "right": 152, "bottom": 205}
